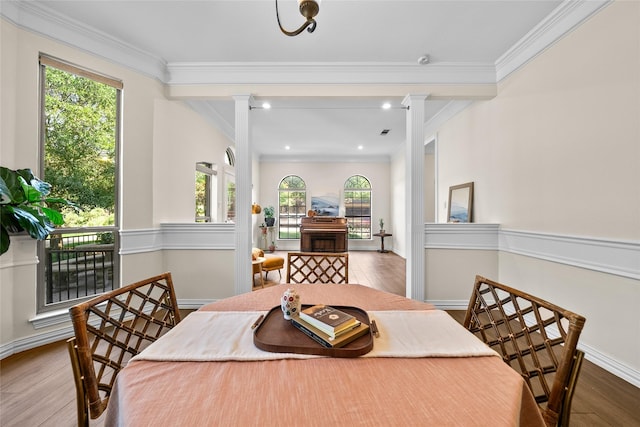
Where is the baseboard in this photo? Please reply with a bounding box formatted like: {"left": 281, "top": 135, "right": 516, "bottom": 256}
{"left": 177, "top": 299, "right": 214, "bottom": 310}
{"left": 0, "top": 326, "right": 74, "bottom": 360}
{"left": 580, "top": 342, "right": 640, "bottom": 388}
{"left": 427, "top": 299, "right": 470, "bottom": 311}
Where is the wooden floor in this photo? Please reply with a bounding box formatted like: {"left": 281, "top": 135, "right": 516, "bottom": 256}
{"left": 256, "top": 250, "right": 406, "bottom": 295}
{"left": 2, "top": 250, "right": 639, "bottom": 426}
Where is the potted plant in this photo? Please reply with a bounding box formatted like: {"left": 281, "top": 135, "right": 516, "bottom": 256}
{"left": 0, "top": 167, "right": 74, "bottom": 256}
{"left": 263, "top": 206, "right": 276, "bottom": 227}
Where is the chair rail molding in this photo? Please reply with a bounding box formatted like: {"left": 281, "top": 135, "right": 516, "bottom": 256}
{"left": 499, "top": 229, "right": 640, "bottom": 281}
{"left": 119, "top": 223, "right": 236, "bottom": 254}
{"left": 425, "top": 223, "right": 500, "bottom": 250}
{"left": 161, "top": 223, "right": 235, "bottom": 250}
{"left": 424, "top": 224, "right": 640, "bottom": 280}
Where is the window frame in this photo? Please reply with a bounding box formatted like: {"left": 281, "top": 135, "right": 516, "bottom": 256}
{"left": 223, "top": 147, "right": 236, "bottom": 223}
{"left": 344, "top": 175, "right": 372, "bottom": 240}
{"left": 195, "top": 162, "right": 216, "bottom": 222}
{"left": 36, "top": 54, "right": 122, "bottom": 313}
{"left": 278, "top": 175, "right": 307, "bottom": 240}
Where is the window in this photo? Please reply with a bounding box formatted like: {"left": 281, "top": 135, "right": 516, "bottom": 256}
{"left": 344, "top": 175, "right": 372, "bottom": 239}
{"left": 278, "top": 175, "right": 306, "bottom": 239}
{"left": 224, "top": 147, "right": 235, "bottom": 222}
{"left": 196, "top": 162, "right": 216, "bottom": 222}
{"left": 225, "top": 172, "right": 235, "bottom": 223}
{"left": 38, "top": 55, "right": 121, "bottom": 312}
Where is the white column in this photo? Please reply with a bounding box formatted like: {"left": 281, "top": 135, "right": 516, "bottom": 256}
{"left": 403, "top": 94, "right": 428, "bottom": 301}
{"left": 233, "top": 95, "right": 253, "bottom": 294}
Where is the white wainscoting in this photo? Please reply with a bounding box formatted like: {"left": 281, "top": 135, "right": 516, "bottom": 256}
{"left": 424, "top": 223, "right": 639, "bottom": 280}
{"left": 423, "top": 223, "right": 640, "bottom": 387}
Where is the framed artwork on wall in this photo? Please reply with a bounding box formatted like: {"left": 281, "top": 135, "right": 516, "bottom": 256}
{"left": 311, "top": 194, "right": 339, "bottom": 216}
{"left": 447, "top": 182, "right": 474, "bottom": 223}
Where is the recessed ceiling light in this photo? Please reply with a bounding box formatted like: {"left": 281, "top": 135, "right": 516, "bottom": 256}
{"left": 357, "top": 145, "right": 364, "bottom": 150}
{"left": 262, "top": 102, "right": 271, "bottom": 109}
{"left": 285, "top": 145, "right": 290, "bottom": 150}
{"left": 382, "top": 102, "right": 391, "bottom": 110}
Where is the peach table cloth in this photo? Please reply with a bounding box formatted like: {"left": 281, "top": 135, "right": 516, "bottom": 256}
{"left": 104, "top": 283, "right": 545, "bottom": 427}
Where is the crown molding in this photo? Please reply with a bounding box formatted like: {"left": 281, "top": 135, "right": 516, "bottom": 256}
{"left": 1, "top": 0, "right": 167, "bottom": 82}
{"left": 166, "top": 62, "right": 497, "bottom": 86}
{"left": 495, "top": 0, "right": 612, "bottom": 82}
{"left": 258, "top": 153, "right": 392, "bottom": 163}
{"left": 2, "top": 0, "right": 611, "bottom": 87}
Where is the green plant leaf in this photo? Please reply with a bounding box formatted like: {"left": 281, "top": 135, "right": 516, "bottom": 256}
{"left": 0, "top": 206, "right": 23, "bottom": 233}
{"left": 1, "top": 166, "right": 71, "bottom": 256}
{"left": 9, "top": 205, "right": 54, "bottom": 240}
{"left": 41, "top": 206, "right": 65, "bottom": 226}
{"left": 28, "top": 177, "right": 51, "bottom": 197}
{"left": 0, "top": 224, "right": 9, "bottom": 255}
{"left": 21, "top": 177, "right": 45, "bottom": 203}
{"left": 0, "top": 177, "right": 11, "bottom": 204}
{"left": 0, "top": 167, "right": 26, "bottom": 204}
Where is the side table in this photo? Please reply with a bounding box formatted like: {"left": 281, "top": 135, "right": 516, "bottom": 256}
{"left": 373, "top": 233, "right": 392, "bottom": 253}
{"left": 252, "top": 257, "right": 266, "bottom": 289}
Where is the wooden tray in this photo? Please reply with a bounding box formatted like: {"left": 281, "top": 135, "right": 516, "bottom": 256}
{"left": 253, "top": 305, "right": 373, "bottom": 358}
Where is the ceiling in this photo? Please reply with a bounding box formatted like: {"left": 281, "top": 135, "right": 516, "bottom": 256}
{"left": 6, "top": 0, "right": 573, "bottom": 161}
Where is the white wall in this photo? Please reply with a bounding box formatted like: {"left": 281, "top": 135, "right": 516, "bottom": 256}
{"left": 390, "top": 151, "right": 407, "bottom": 257}
{"left": 258, "top": 161, "right": 391, "bottom": 251}
{"left": 430, "top": 1, "right": 639, "bottom": 379}
{"left": 437, "top": 3, "right": 639, "bottom": 240}
{"left": 152, "top": 99, "right": 232, "bottom": 224}
{"left": 424, "top": 152, "right": 435, "bottom": 222}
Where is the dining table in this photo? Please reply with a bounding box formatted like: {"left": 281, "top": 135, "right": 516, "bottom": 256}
{"left": 104, "top": 283, "right": 545, "bottom": 427}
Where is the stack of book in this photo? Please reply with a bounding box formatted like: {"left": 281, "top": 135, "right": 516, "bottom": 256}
{"left": 291, "top": 304, "right": 370, "bottom": 348}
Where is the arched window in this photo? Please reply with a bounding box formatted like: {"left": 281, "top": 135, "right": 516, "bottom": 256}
{"left": 344, "top": 175, "right": 372, "bottom": 239}
{"left": 224, "top": 147, "right": 235, "bottom": 166}
{"left": 278, "top": 175, "right": 306, "bottom": 239}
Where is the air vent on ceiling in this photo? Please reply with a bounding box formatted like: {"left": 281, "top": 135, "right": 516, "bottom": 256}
{"left": 380, "top": 129, "right": 390, "bottom": 136}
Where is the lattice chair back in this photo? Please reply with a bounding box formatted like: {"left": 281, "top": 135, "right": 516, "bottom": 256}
{"left": 463, "top": 275, "right": 585, "bottom": 427}
{"left": 67, "top": 272, "right": 181, "bottom": 426}
{"left": 286, "top": 252, "right": 349, "bottom": 284}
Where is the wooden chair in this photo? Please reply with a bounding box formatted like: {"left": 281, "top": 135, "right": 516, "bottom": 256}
{"left": 286, "top": 252, "right": 349, "bottom": 284}
{"left": 463, "top": 275, "right": 586, "bottom": 427}
{"left": 67, "top": 272, "right": 181, "bottom": 426}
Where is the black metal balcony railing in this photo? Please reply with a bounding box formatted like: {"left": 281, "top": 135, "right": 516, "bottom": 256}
{"left": 45, "top": 231, "right": 116, "bottom": 304}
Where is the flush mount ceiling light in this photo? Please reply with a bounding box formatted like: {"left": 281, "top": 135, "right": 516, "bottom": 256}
{"left": 276, "top": 0, "right": 320, "bottom": 37}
